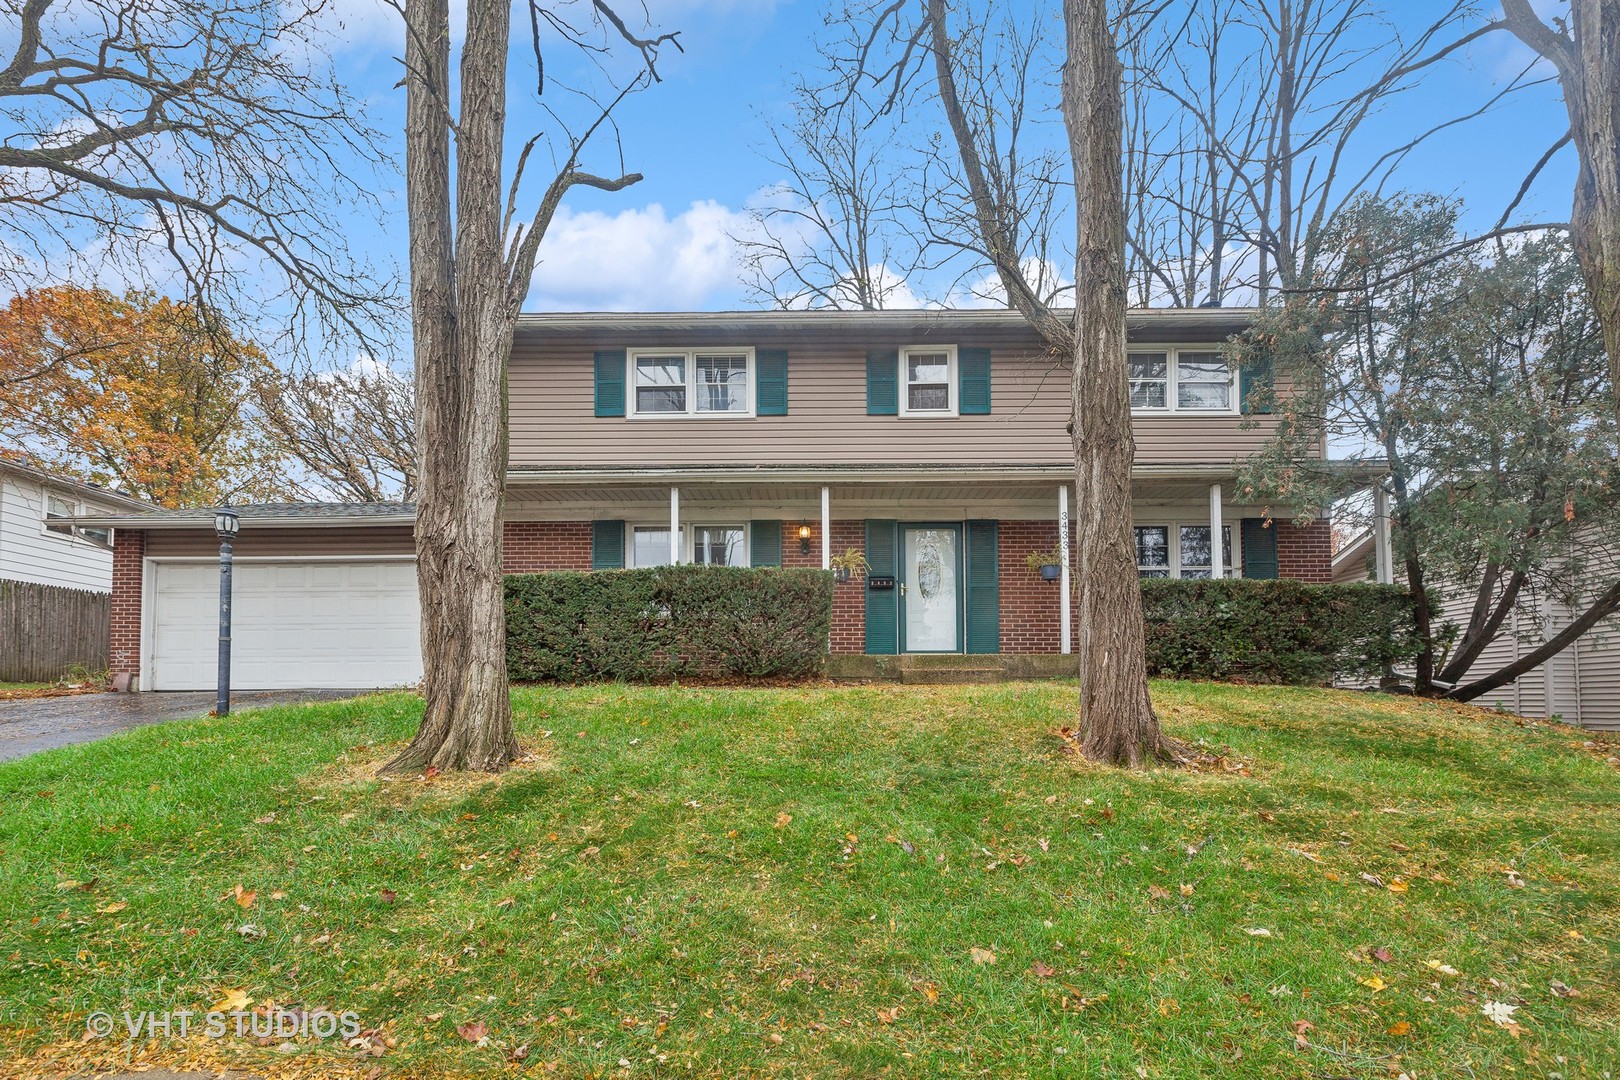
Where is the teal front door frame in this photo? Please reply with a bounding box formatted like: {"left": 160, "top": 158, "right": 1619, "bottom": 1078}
{"left": 898, "top": 522, "right": 965, "bottom": 654}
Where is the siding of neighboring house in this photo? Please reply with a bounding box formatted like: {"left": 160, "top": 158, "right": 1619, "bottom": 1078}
{"left": 0, "top": 472, "right": 119, "bottom": 592}
{"left": 1576, "top": 612, "right": 1620, "bottom": 730}
{"left": 507, "top": 326, "right": 1292, "bottom": 469}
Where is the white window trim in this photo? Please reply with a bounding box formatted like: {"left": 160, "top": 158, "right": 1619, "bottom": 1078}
{"left": 626, "top": 522, "right": 751, "bottom": 567}
{"left": 1128, "top": 345, "right": 1238, "bottom": 416}
{"left": 626, "top": 347, "right": 757, "bottom": 419}
{"left": 1135, "top": 521, "right": 1239, "bottom": 579}
{"left": 898, "top": 344, "right": 958, "bottom": 418}
{"left": 40, "top": 490, "right": 114, "bottom": 549}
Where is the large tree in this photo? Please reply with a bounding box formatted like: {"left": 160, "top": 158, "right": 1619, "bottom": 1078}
{"left": 0, "top": 0, "right": 393, "bottom": 346}
{"left": 1233, "top": 195, "right": 1619, "bottom": 699}
{"left": 0, "top": 286, "right": 284, "bottom": 505}
{"left": 1500, "top": 0, "right": 1620, "bottom": 421}
{"left": 386, "top": 2, "right": 675, "bottom": 773}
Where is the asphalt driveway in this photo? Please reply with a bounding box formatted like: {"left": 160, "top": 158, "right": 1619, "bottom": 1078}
{"left": 0, "top": 690, "right": 365, "bottom": 762}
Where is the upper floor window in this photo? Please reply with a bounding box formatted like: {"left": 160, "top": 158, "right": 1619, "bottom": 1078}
{"left": 42, "top": 492, "right": 112, "bottom": 548}
{"left": 1129, "top": 348, "right": 1235, "bottom": 413}
{"left": 899, "top": 344, "right": 957, "bottom": 417}
{"left": 629, "top": 348, "right": 754, "bottom": 418}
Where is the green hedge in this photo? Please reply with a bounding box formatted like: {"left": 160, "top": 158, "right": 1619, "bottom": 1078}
{"left": 1141, "top": 579, "right": 1419, "bottom": 685}
{"left": 505, "top": 565, "right": 835, "bottom": 683}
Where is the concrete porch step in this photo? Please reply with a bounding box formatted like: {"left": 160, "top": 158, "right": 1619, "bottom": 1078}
{"left": 826, "top": 654, "right": 1078, "bottom": 683}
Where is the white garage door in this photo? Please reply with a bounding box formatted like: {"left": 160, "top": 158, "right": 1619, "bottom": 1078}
{"left": 149, "top": 559, "right": 422, "bottom": 690}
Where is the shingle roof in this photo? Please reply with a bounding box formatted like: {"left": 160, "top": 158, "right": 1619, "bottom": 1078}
{"left": 0, "top": 456, "right": 152, "bottom": 511}
{"left": 73, "top": 502, "right": 416, "bottom": 529}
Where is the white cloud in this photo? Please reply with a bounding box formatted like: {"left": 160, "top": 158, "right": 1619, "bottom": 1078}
{"left": 526, "top": 199, "right": 753, "bottom": 311}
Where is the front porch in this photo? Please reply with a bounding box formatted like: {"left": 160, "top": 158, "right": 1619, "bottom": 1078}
{"left": 502, "top": 465, "right": 1338, "bottom": 657}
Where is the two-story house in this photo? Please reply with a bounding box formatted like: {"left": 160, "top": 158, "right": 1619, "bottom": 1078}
{"left": 83, "top": 308, "right": 1340, "bottom": 691}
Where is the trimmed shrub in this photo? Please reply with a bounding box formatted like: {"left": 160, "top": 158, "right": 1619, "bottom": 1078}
{"left": 505, "top": 565, "right": 835, "bottom": 683}
{"left": 1141, "top": 579, "right": 1420, "bottom": 685}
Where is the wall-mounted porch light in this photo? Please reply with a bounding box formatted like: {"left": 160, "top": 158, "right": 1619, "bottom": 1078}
{"left": 797, "top": 522, "right": 813, "bottom": 555}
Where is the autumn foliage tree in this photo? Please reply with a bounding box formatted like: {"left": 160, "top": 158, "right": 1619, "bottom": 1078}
{"left": 0, "top": 285, "right": 283, "bottom": 506}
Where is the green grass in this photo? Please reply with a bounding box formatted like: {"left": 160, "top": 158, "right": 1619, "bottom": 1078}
{"left": 1, "top": 683, "right": 1616, "bottom": 1078}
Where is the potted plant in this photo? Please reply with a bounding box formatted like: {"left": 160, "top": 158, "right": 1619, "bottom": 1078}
{"left": 1026, "top": 545, "right": 1065, "bottom": 581}
{"left": 829, "top": 548, "right": 869, "bottom": 584}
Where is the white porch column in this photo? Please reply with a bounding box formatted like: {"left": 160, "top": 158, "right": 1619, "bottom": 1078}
{"left": 820, "top": 486, "right": 831, "bottom": 570}
{"left": 1059, "top": 485, "right": 1072, "bottom": 655}
{"left": 669, "top": 486, "right": 681, "bottom": 564}
{"left": 1373, "top": 485, "right": 1393, "bottom": 585}
{"left": 1209, "top": 482, "right": 1225, "bottom": 579}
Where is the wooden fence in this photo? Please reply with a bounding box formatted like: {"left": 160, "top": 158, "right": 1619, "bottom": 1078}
{"left": 0, "top": 579, "right": 110, "bottom": 683}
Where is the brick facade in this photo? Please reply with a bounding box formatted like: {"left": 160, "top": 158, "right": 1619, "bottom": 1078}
{"left": 996, "top": 520, "right": 1073, "bottom": 653}
{"left": 503, "top": 520, "right": 593, "bottom": 573}
{"left": 109, "top": 529, "right": 145, "bottom": 685}
{"left": 1276, "top": 520, "right": 1333, "bottom": 583}
{"left": 781, "top": 519, "right": 865, "bottom": 653}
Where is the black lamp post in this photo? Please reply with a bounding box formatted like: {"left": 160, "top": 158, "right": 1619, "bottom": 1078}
{"left": 214, "top": 505, "right": 239, "bottom": 717}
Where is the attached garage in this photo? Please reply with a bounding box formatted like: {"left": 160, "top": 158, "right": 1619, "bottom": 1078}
{"left": 72, "top": 503, "right": 422, "bottom": 693}
{"left": 147, "top": 558, "right": 421, "bottom": 690}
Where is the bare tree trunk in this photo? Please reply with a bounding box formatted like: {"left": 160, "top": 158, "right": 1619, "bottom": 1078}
{"left": 1501, "top": 0, "right": 1620, "bottom": 422}
{"left": 1062, "top": 0, "right": 1171, "bottom": 766}
{"left": 385, "top": 0, "right": 517, "bottom": 773}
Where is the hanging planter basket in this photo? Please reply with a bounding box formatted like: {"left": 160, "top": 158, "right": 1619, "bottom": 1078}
{"left": 1039, "top": 563, "right": 1062, "bottom": 581}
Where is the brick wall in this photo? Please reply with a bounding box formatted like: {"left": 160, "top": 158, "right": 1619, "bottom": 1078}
{"left": 781, "top": 519, "right": 865, "bottom": 653}
{"left": 109, "top": 529, "right": 145, "bottom": 685}
{"left": 1276, "top": 520, "right": 1333, "bottom": 583}
{"left": 997, "top": 519, "right": 1073, "bottom": 653}
{"left": 503, "top": 521, "right": 593, "bottom": 573}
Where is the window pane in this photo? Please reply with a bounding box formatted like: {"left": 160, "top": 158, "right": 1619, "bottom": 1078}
{"left": 1177, "top": 380, "right": 1230, "bottom": 410}
{"left": 635, "top": 356, "right": 686, "bottom": 413}
{"left": 633, "top": 527, "right": 673, "bottom": 567}
{"left": 1135, "top": 526, "right": 1169, "bottom": 567}
{"left": 1176, "top": 353, "right": 1227, "bottom": 379}
{"left": 79, "top": 526, "right": 111, "bottom": 547}
{"left": 908, "top": 384, "right": 949, "bottom": 411}
{"left": 692, "top": 526, "right": 744, "bottom": 566}
{"left": 1180, "top": 525, "right": 1212, "bottom": 568}
{"left": 1130, "top": 381, "right": 1167, "bottom": 408}
{"left": 1128, "top": 353, "right": 1168, "bottom": 379}
{"left": 907, "top": 354, "right": 949, "bottom": 384}
{"left": 45, "top": 495, "right": 73, "bottom": 534}
{"left": 1181, "top": 567, "right": 1213, "bottom": 580}
{"left": 695, "top": 354, "right": 748, "bottom": 413}
{"left": 1139, "top": 567, "right": 1171, "bottom": 579}
{"left": 1176, "top": 352, "right": 1231, "bottom": 409}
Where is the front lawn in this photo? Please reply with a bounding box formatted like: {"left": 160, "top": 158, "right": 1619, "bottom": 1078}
{"left": 1, "top": 683, "right": 1616, "bottom": 1078}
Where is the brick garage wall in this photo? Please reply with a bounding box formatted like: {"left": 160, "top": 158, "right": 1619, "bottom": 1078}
{"left": 1276, "top": 519, "right": 1333, "bottom": 583}
{"left": 503, "top": 521, "right": 593, "bottom": 573}
{"left": 109, "top": 529, "right": 145, "bottom": 684}
{"left": 781, "top": 519, "right": 864, "bottom": 653}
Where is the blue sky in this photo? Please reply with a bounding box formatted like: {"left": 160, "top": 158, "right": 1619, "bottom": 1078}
{"left": 317, "top": 0, "right": 1575, "bottom": 316}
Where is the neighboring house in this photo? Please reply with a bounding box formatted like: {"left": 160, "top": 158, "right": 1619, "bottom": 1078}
{"left": 83, "top": 308, "right": 1361, "bottom": 692}
{"left": 0, "top": 457, "right": 148, "bottom": 592}
{"left": 1332, "top": 531, "right": 1620, "bottom": 731}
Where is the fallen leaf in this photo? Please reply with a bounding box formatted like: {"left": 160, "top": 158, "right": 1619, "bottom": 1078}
{"left": 456, "top": 1019, "right": 489, "bottom": 1044}
{"left": 1481, "top": 1001, "right": 1521, "bottom": 1029}
{"left": 1372, "top": 947, "right": 1393, "bottom": 963}
{"left": 96, "top": 901, "right": 127, "bottom": 914}
{"left": 212, "top": 988, "right": 252, "bottom": 1012}
{"left": 509, "top": 1044, "right": 530, "bottom": 1062}
{"left": 54, "top": 879, "right": 81, "bottom": 891}
{"left": 1358, "top": 975, "right": 1388, "bottom": 992}
{"left": 495, "top": 896, "right": 514, "bottom": 909}
{"left": 970, "top": 946, "right": 997, "bottom": 965}
{"left": 917, "top": 982, "right": 939, "bottom": 1004}
{"left": 1179, "top": 883, "right": 1194, "bottom": 897}
{"left": 1359, "top": 872, "right": 1386, "bottom": 889}
{"left": 1244, "top": 927, "right": 1273, "bottom": 937}
{"left": 1387, "top": 1021, "right": 1412, "bottom": 1036}
{"left": 236, "top": 923, "right": 265, "bottom": 939}
{"left": 876, "top": 1006, "right": 901, "bottom": 1024}
{"left": 774, "top": 813, "right": 792, "bottom": 829}
{"left": 1549, "top": 981, "right": 1580, "bottom": 999}
{"left": 1147, "top": 885, "right": 1171, "bottom": 901}
{"left": 1031, "top": 960, "right": 1056, "bottom": 978}
{"left": 379, "top": 888, "right": 398, "bottom": 904}
{"left": 1290, "top": 1019, "right": 1313, "bottom": 1051}
{"left": 1387, "top": 879, "right": 1409, "bottom": 893}
{"left": 1425, "top": 960, "right": 1461, "bottom": 977}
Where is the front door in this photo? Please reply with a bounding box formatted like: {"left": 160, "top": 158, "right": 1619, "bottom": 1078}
{"left": 902, "top": 525, "right": 962, "bottom": 652}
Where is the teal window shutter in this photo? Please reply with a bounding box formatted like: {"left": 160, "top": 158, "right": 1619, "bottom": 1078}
{"left": 1239, "top": 355, "right": 1273, "bottom": 415}
{"left": 866, "top": 350, "right": 898, "bottom": 415}
{"left": 594, "top": 349, "right": 626, "bottom": 417}
{"left": 864, "top": 520, "right": 899, "bottom": 654}
{"left": 1241, "top": 518, "right": 1278, "bottom": 579}
{"left": 750, "top": 520, "right": 782, "bottom": 567}
{"left": 964, "top": 519, "right": 1000, "bottom": 653}
{"left": 959, "top": 347, "right": 992, "bottom": 415}
{"left": 756, "top": 349, "right": 789, "bottom": 415}
{"left": 591, "top": 520, "right": 625, "bottom": 569}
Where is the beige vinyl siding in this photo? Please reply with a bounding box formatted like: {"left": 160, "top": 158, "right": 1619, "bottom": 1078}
{"left": 144, "top": 527, "right": 415, "bottom": 558}
{"left": 1575, "top": 615, "right": 1620, "bottom": 731}
{"left": 508, "top": 327, "right": 1288, "bottom": 469}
